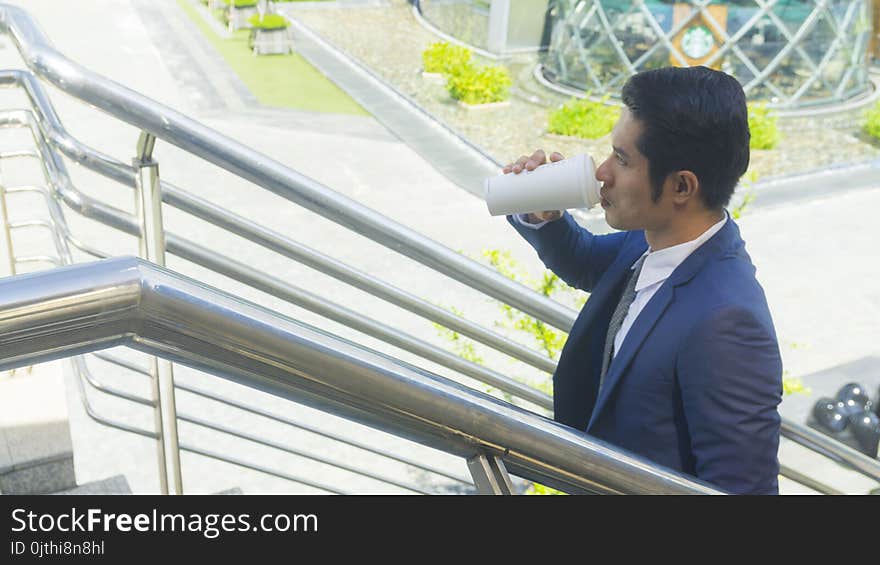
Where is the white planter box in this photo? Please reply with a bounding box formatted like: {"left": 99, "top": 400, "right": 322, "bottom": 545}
{"left": 542, "top": 131, "right": 611, "bottom": 143}
{"left": 227, "top": 6, "right": 258, "bottom": 31}
{"left": 456, "top": 99, "right": 511, "bottom": 110}
{"left": 251, "top": 27, "right": 294, "bottom": 55}
{"left": 420, "top": 71, "right": 446, "bottom": 83}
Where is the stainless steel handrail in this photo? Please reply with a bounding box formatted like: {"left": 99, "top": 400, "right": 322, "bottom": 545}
{"left": 77, "top": 353, "right": 444, "bottom": 494}
{"left": 0, "top": 3, "right": 576, "bottom": 332}
{"left": 0, "top": 105, "right": 550, "bottom": 409}
{"left": 0, "top": 257, "right": 721, "bottom": 495}
{"left": 0, "top": 68, "right": 558, "bottom": 375}
{"left": 781, "top": 419, "right": 880, "bottom": 483}
{"left": 0, "top": 113, "right": 484, "bottom": 493}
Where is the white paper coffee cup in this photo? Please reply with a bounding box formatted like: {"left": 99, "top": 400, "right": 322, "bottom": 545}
{"left": 484, "top": 153, "right": 601, "bottom": 216}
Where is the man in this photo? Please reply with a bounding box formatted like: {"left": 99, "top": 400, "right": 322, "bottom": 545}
{"left": 506, "top": 66, "right": 782, "bottom": 494}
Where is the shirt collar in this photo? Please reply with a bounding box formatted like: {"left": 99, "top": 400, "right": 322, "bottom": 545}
{"left": 633, "top": 211, "right": 729, "bottom": 292}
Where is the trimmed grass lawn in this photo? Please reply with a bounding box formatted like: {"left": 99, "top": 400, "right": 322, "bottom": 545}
{"left": 177, "top": 0, "right": 367, "bottom": 115}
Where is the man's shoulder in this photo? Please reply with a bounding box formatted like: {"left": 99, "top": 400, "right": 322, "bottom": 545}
{"left": 678, "top": 252, "right": 772, "bottom": 317}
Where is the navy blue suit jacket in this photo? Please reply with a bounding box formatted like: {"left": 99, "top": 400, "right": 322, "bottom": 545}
{"left": 509, "top": 212, "right": 783, "bottom": 494}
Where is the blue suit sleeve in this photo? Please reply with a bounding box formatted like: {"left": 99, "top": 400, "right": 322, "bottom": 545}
{"left": 506, "top": 212, "right": 627, "bottom": 292}
{"left": 676, "top": 306, "right": 783, "bottom": 494}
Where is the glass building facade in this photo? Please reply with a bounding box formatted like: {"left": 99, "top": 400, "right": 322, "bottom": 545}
{"left": 543, "top": 0, "right": 873, "bottom": 109}
{"left": 418, "top": 0, "right": 552, "bottom": 54}
{"left": 418, "top": 0, "right": 493, "bottom": 52}
{"left": 418, "top": 1, "right": 875, "bottom": 109}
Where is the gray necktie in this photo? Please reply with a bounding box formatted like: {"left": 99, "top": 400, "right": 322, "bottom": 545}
{"left": 599, "top": 255, "right": 646, "bottom": 391}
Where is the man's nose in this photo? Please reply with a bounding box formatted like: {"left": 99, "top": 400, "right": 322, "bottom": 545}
{"left": 595, "top": 157, "right": 612, "bottom": 183}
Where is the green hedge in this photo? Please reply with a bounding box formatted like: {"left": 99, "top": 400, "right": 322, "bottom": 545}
{"left": 248, "top": 13, "right": 289, "bottom": 29}
{"left": 446, "top": 64, "right": 511, "bottom": 105}
{"left": 548, "top": 96, "right": 619, "bottom": 139}
{"left": 225, "top": 0, "right": 258, "bottom": 8}
{"left": 422, "top": 41, "right": 471, "bottom": 76}
{"left": 747, "top": 102, "right": 780, "bottom": 150}
{"left": 864, "top": 101, "right": 880, "bottom": 141}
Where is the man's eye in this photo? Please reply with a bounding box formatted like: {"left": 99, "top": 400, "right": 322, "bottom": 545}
{"left": 616, "top": 154, "right": 626, "bottom": 165}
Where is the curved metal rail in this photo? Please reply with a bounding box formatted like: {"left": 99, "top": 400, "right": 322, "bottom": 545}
{"left": 0, "top": 257, "right": 722, "bottom": 495}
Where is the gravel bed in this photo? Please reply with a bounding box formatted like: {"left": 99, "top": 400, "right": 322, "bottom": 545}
{"left": 291, "top": 0, "right": 880, "bottom": 183}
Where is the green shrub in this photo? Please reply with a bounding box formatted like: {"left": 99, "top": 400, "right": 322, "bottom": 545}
{"left": 547, "top": 96, "right": 619, "bottom": 139}
{"left": 747, "top": 102, "right": 780, "bottom": 149}
{"left": 446, "top": 64, "right": 511, "bottom": 105}
{"left": 433, "top": 249, "right": 584, "bottom": 496}
{"left": 863, "top": 100, "right": 880, "bottom": 140}
{"left": 216, "top": 0, "right": 258, "bottom": 6}
{"left": 248, "top": 13, "right": 289, "bottom": 29}
{"left": 422, "top": 41, "right": 472, "bottom": 76}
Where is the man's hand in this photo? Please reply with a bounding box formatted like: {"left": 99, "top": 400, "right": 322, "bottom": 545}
{"left": 502, "top": 149, "right": 565, "bottom": 223}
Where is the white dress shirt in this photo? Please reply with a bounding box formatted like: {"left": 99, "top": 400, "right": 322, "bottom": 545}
{"left": 514, "top": 212, "right": 728, "bottom": 359}
{"left": 612, "top": 213, "right": 727, "bottom": 358}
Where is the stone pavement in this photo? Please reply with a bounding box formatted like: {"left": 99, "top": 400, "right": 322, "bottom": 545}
{"left": 0, "top": 0, "right": 877, "bottom": 494}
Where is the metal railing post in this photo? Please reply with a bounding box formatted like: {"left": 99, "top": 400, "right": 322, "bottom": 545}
{"left": 133, "top": 131, "right": 183, "bottom": 495}
{"left": 467, "top": 453, "right": 515, "bottom": 495}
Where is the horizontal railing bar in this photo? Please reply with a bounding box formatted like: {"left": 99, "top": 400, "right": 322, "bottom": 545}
{"left": 177, "top": 412, "right": 433, "bottom": 495}
{"left": 165, "top": 187, "right": 559, "bottom": 374}
{"left": 88, "top": 349, "right": 463, "bottom": 490}
{"left": 176, "top": 380, "right": 474, "bottom": 485}
{"left": 8, "top": 219, "right": 54, "bottom": 229}
{"left": 66, "top": 238, "right": 107, "bottom": 259}
{"left": 72, "top": 357, "right": 158, "bottom": 440}
{"left": 171, "top": 241, "right": 554, "bottom": 410}
{"left": 80, "top": 356, "right": 155, "bottom": 408}
{"left": 14, "top": 255, "right": 60, "bottom": 265}
{"left": 781, "top": 420, "right": 880, "bottom": 483}
{"left": 4, "top": 185, "right": 48, "bottom": 194}
{"left": 778, "top": 463, "right": 843, "bottom": 495}
{"left": 83, "top": 349, "right": 447, "bottom": 492}
{"left": 91, "top": 351, "right": 152, "bottom": 377}
{"left": 178, "top": 443, "right": 350, "bottom": 495}
{"left": 3, "top": 175, "right": 110, "bottom": 262}
{"left": 0, "top": 149, "right": 38, "bottom": 159}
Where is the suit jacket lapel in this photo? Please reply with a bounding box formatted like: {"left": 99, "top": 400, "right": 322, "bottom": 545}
{"left": 585, "top": 216, "right": 740, "bottom": 432}
{"left": 586, "top": 284, "right": 674, "bottom": 432}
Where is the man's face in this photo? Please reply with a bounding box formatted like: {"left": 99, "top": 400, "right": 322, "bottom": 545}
{"left": 595, "top": 107, "right": 672, "bottom": 232}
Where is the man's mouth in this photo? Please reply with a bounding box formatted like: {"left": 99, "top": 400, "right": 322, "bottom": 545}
{"left": 600, "top": 186, "right": 610, "bottom": 208}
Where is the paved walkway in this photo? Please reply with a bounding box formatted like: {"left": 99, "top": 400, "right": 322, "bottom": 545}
{"left": 0, "top": 0, "right": 878, "bottom": 494}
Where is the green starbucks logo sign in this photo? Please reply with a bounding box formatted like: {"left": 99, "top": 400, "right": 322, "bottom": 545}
{"left": 681, "top": 25, "right": 715, "bottom": 59}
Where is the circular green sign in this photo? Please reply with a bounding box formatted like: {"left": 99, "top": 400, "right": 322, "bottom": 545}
{"left": 681, "top": 25, "right": 715, "bottom": 59}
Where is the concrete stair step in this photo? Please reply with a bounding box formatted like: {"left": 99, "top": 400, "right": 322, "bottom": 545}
{"left": 52, "top": 474, "right": 132, "bottom": 495}
{"left": 0, "top": 452, "right": 75, "bottom": 495}
{"left": 0, "top": 362, "right": 76, "bottom": 495}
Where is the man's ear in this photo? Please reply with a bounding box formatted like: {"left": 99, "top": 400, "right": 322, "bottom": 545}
{"left": 669, "top": 170, "right": 699, "bottom": 204}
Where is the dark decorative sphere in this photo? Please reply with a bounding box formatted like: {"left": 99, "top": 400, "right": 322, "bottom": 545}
{"left": 836, "top": 382, "right": 873, "bottom": 417}
{"left": 812, "top": 397, "right": 848, "bottom": 434}
{"left": 850, "top": 410, "right": 880, "bottom": 458}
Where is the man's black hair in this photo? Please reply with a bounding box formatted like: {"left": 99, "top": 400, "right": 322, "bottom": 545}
{"left": 620, "top": 66, "right": 750, "bottom": 210}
